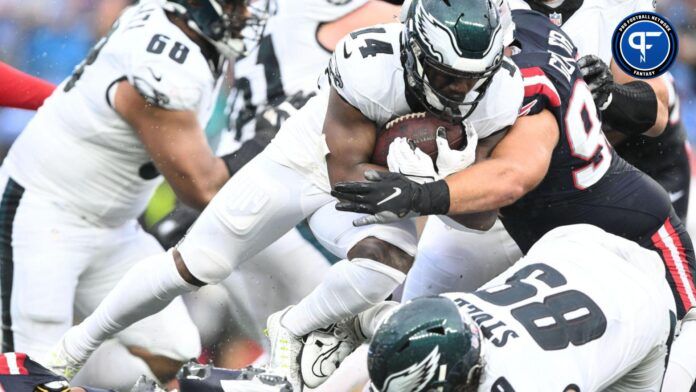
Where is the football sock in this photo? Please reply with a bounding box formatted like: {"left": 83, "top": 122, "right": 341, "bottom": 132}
{"left": 357, "top": 301, "right": 399, "bottom": 340}
{"left": 282, "top": 258, "right": 405, "bottom": 336}
{"left": 71, "top": 339, "right": 158, "bottom": 391}
{"left": 663, "top": 316, "right": 696, "bottom": 390}
{"left": 402, "top": 249, "right": 473, "bottom": 302}
{"left": 64, "top": 250, "right": 198, "bottom": 362}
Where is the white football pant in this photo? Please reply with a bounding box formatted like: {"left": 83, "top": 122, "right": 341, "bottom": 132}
{"left": 402, "top": 217, "right": 521, "bottom": 301}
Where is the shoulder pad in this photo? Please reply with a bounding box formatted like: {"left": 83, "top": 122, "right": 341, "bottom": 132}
{"left": 125, "top": 16, "right": 214, "bottom": 111}
{"left": 328, "top": 23, "right": 404, "bottom": 123}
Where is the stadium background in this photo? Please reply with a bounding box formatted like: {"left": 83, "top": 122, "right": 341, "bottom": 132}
{"left": 0, "top": 0, "right": 696, "bottom": 374}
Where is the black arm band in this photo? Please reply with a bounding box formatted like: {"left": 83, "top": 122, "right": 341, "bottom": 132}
{"left": 416, "top": 180, "right": 450, "bottom": 215}
{"left": 603, "top": 81, "right": 658, "bottom": 135}
{"left": 220, "top": 139, "right": 265, "bottom": 176}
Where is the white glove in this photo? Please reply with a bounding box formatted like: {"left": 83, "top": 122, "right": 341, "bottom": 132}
{"left": 435, "top": 121, "right": 478, "bottom": 178}
{"left": 387, "top": 137, "right": 439, "bottom": 184}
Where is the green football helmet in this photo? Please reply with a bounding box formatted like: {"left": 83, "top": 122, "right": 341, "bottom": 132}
{"left": 162, "top": 0, "right": 272, "bottom": 58}
{"left": 402, "top": 0, "right": 507, "bottom": 121}
{"left": 367, "top": 296, "right": 482, "bottom": 392}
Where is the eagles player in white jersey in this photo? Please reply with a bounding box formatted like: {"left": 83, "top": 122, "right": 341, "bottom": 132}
{"left": 0, "top": 0, "right": 269, "bottom": 388}
{"left": 149, "top": 0, "right": 401, "bottom": 350}
{"left": 353, "top": 225, "right": 675, "bottom": 391}
{"left": 47, "top": 0, "right": 524, "bottom": 389}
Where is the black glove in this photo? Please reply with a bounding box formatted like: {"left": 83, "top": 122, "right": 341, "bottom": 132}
{"left": 223, "top": 91, "right": 316, "bottom": 176}
{"left": 577, "top": 54, "right": 614, "bottom": 110}
{"left": 254, "top": 90, "right": 316, "bottom": 144}
{"left": 331, "top": 170, "right": 450, "bottom": 226}
{"left": 147, "top": 203, "right": 200, "bottom": 249}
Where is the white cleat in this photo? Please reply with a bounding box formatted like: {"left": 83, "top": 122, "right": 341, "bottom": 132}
{"left": 266, "top": 307, "right": 304, "bottom": 391}
{"left": 42, "top": 336, "right": 85, "bottom": 381}
{"left": 300, "top": 316, "right": 366, "bottom": 388}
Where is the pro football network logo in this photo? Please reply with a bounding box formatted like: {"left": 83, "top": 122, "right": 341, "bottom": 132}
{"left": 612, "top": 12, "right": 678, "bottom": 78}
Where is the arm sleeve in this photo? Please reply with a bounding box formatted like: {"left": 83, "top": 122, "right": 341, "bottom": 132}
{"left": 0, "top": 61, "right": 55, "bottom": 110}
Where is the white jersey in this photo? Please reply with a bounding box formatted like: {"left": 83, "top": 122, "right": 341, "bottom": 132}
{"left": 224, "top": 0, "right": 369, "bottom": 148}
{"left": 267, "top": 22, "right": 524, "bottom": 191}
{"left": 441, "top": 225, "right": 675, "bottom": 391}
{"left": 2, "top": 0, "right": 223, "bottom": 227}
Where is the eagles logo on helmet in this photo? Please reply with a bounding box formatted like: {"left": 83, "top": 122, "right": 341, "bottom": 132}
{"left": 368, "top": 297, "right": 483, "bottom": 392}
{"left": 402, "top": 0, "right": 506, "bottom": 121}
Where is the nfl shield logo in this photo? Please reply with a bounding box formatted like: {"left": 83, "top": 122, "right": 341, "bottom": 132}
{"left": 549, "top": 12, "right": 563, "bottom": 26}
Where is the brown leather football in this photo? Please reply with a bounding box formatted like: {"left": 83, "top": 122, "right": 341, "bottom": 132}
{"left": 371, "top": 112, "right": 465, "bottom": 167}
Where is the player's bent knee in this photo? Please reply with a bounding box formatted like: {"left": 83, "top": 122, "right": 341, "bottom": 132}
{"left": 348, "top": 236, "right": 414, "bottom": 274}
{"left": 333, "top": 259, "right": 406, "bottom": 304}
{"left": 175, "top": 246, "right": 232, "bottom": 285}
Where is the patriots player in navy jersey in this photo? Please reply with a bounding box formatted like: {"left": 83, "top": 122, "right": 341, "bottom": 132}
{"left": 0, "top": 353, "right": 117, "bottom": 392}
{"left": 521, "top": 0, "right": 691, "bottom": 221}
{"left": 333, "top": 8, "right": 696, "bottom": 389}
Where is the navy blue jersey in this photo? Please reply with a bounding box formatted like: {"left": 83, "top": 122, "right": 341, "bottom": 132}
{"left": 499, "top": 11, "right": 696, "bottom": 319}
{"left": 501, "top": 10, "right": 673, "bottom": 250}
{"left": 0, "top": 353, "right": 68, "bottom": 392}
{"left": 508, "top": 9, "right": 614, "bottom": 198}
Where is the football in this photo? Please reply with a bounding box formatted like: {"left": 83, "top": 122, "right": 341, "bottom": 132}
{"left": 371, "top": 112, "right": 466, "bottom": 167}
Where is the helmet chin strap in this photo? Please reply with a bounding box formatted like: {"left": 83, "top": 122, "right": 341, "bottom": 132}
{"left": 542, "top": 0, "right": 566, "bottom": 7}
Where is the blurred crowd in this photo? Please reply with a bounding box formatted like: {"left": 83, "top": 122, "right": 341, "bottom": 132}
{"left": 0, "top": 0, "right": 130, "bottom": 148}
{"left": 1, "top": 0, "right": 696, "bottom": 148}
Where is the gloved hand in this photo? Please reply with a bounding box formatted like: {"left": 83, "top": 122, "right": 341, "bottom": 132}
{"left": 577, "top": 54, "right": 614, "bottom": 110}
{"left": 254, "top": 90, "right": 316, "bottom": 145}
{"left": 387, "top": 137, "right": 439, "bottom": 184}
{"left": 435, "top": 121, "right": 478, "bottom": 178}
{"left": 147, "top": 203, "right": 200, "bottom": 249}
{"left": 332, "top": 170, "right": 450, "bottom": 226}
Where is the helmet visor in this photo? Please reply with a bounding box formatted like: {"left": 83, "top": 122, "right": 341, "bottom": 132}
{"left": 192, "top": 0, "right": 272, "bottom": 57}
{"left": 405, "top": 36, "right": 497, "bottom": 121}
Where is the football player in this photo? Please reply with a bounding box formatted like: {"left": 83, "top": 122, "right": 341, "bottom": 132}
{"left": 364, "top": 225, "right": 676, "bottom": 391}
{"left": 333, "top": 6, "right": 696, "bottom": 390}
{"left": 47, "top": 0, "right": 524, "bottom": 390}
{"left": 149, "top": 0, "right": 401, "bottom": 349}
{"left": 401, "top": 0, "right": 684, "bottom": 301}
{"left": 517, "top": 0, "right": 690, "bottom": 222}
{"left": 0, "top": 352, "right": 120, "bottom": 392}
{"left": 0, "top": 0, "right": 268, "bottom": 389}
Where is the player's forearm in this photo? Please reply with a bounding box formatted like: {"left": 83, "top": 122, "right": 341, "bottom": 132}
{"left": 607, "top": 62, "right": 669, "bottom": 137}
{"left": 328, "top": 161, "right": 386, "bottom": 187}
{"left": 168, "top": 159, "right": 229, "bottom": 210}
{"left": 445, "top": 159, "right": 531, "bottom": 214}
{"left": 641, "top": 77, "right": 669, "bottom": 136}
